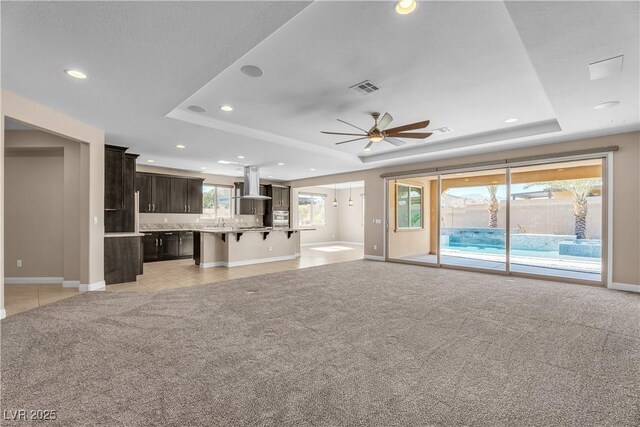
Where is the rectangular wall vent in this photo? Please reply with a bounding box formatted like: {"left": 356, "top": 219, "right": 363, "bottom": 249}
{"left": 433, "top": 126, "right": 453, "bottom": 134}
{"left": 589, "top": 55, "right": 623, "bottom": 80}
{"left": 349, "top": 80, "right": 380, "bottom": 95}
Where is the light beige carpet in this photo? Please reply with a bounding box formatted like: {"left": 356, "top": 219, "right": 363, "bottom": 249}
{"left": 2, "top": 260, "right": 639, "bottom": 426}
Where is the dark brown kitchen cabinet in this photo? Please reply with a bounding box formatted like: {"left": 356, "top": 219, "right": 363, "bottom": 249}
{"left": 159, "top": 232, "right": 180, "bottom": 258}
{"left": 137, "top": 173, "right": 203, "bottom": 214}
{"left": 136, "top": 174, "right": 153, "bottom": 213}
{"left": 141, "top": 231, "right": 194, "bottom": 262}
{"left": 104, "top": 236, "right": 143, "bottom": 285}
{"left": 152, "top": 176, "right": 172, "bottom": 213}
{"left": 104, "top": 145, "right": 127, "bottom": 211}
{"left": 170, "top": 177, "right": 188, "bottom": 213}
{"left": 187, "top": 179, "right": 203, "bottom": 214}
{"left": 235, "top": 183, "right": 267, "bottom": 215}
{"left": 142, "top": 233, "right": 160, "bottom": 262}
{"left": 266, "top": 185, "right": 291, "bottom": 210}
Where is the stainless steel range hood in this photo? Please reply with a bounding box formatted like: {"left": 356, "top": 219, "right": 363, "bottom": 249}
{"left": 242, "top": 165, "right": 271, "bottom": 200}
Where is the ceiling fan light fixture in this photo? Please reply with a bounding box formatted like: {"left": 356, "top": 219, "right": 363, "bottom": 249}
{"left": 369, "top": 135, "right": 383, "bottom": 142}
{"left": 395, "top": 0, "right": 417, "bottom": 15}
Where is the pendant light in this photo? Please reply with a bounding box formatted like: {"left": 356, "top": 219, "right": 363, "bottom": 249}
{"left": 348, "top": 184, "right": 354, "bottom": 206}
{"left": 333, "top": 185, "right": 338, "bottom": 207}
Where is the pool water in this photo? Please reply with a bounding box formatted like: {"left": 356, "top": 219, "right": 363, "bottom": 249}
{"left": 442, "top": 242, "right": 600, "bottom": 260}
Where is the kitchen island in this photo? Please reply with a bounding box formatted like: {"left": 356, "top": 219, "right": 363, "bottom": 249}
{"left": 194, "top": 227, "right": 308, "bottom": 268}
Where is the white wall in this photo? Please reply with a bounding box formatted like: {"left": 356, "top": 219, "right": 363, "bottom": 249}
{"left": 293, "top": 185, "right": 364, "bottom": 245}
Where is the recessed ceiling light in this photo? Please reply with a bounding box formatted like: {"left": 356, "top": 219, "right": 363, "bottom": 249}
{"left": 237, "top": 155, "right": 245, "bottom": 159}
{"left": 395, "top": 0, "right": 417, "bottom": 15}
{"left": 594, "top": 101, "right": 621, "bottom": 110}
{"left": 240, "top": 65, "right": 264, "bottom": 78}
{"left": 310, "top": 168, "right": 316, "bottom": 171}
{"left": 188, "top": 105, "right": 206, "bottom": 113}
{"left": 175, "top": 144, "right": 186, "bottom": 149}
{"left": 557, "top": 168, "right": 564, "bottom": 171}
{"left": 268, "top": 175, "right": 273, "bottom": 178}
{"left": 146, "top": 159, "right": 155, "bottom": 163}
{"left": 220, "top": 105, "right": 233, "bottom": 112}
{"left": 64, "top": 69, "right": 87, "bottom": 79}
{"left": 218, "top": 160, "right": 238, "bottom": 165}
{"left": 277, "top": 162, "right": 284, "bottom": 166}
{"left": 504, "top": 118, "right": 518, "bottom": 123}
{"left": 200, "top": 167, "right": 207, "bottom": 170}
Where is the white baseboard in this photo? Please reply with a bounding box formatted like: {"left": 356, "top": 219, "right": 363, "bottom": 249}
{"left": 609, "top": 282, "right": 640, "bottom": 293}
{"left": 301, "top": 241, "right": 364, "bottom": 247}
{"left": 62, "top": 280, "right": 80, "bottom": 288}
{"left": 0, "top": 308, "right": 6, "bottom": 320}
{"left": 4, "top": 276, "right": 63, "bottom": 285}
{"left": 79, "top": 280, "right": 106, "bottom": 291}
{"left": 199, "top": 254, "right": 299, "bottom": 269}
{"left": 364, "top": 255, "right": 385, "bottom": 262}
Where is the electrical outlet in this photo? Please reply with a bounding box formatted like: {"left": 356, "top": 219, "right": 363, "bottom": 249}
{"left": 268, "top": 245, "right": 273, "bottom": 252}
{"left": 164, "top": 218, "right": 168, "bottom": 223}
{"left": 373, "top": 245, "right": 377, "bottom": 251}
{"left": 17, "top": 259, "right": 22, "bottom": 268}
{"left": 195, "top": 218, "right": 199, "bottom": 223}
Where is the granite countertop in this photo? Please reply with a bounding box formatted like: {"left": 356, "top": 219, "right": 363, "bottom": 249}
{"left": 139, "top": 227, "right": 313, "bottom": 233}
{"left": 104, "top": 232, "right": 146, "bottom": 238}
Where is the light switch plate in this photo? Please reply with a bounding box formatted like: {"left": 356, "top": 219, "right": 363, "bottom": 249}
{"left": 164, "top": 218, "right": 168, "bottom": 223}
{"left": 93, "top": 216, "right": 98, "bottom": 224}
{"left": 17, "top": 260, "right": 22, "bottom": 268}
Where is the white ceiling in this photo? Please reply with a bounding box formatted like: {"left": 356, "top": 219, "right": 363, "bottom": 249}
{"left": 2, "top": 1, "right": 638, "bottom": 181}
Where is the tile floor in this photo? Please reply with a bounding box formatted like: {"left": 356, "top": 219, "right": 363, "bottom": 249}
{"left": 3, "top": 243, "right": 364, "bottom": 317}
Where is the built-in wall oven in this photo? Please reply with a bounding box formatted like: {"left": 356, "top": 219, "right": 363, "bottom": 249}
{"left": 271, "top": 210, "right": 290, "bottom": 228}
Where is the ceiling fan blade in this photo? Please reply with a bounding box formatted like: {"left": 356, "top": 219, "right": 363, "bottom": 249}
{"left": 364, "top": 140, "right": 375, "bottom": 151}
{"left": 377, "top": 112, "right": 393, "bottom": 130}
{"left": 335, "top": 137, "right": 369, "bottom": 145}
{"left": 321, "top": 131, "right": 367, "bottom": 137}
{"left": 384, "top": 137, "right": 407, "bottom": 147}
{"left": 385, "top": 120, "right": 430, "bottom": 134}
{"left": 336, "top": 118, "right": 369, "bottom": 134}
{"left": 385, "top": 132, "right": 433, "bottom": 139}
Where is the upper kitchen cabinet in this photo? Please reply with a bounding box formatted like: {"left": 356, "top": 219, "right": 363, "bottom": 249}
{"left": 152, "top": 175, "right": 172, "bottom": 213}
{"left": 136, "top": 173, "right": 153, "bottom": 213}
{"left": 170, "top": 177, "right": 188, "bottom": 213}
{"left": 104, "top": 145, "right": 127, "bottom": 211}
{"left": 187, "top": 179, "right": 203, "bottom": 214}
{"left": 266, "top": 185, "right": 291, "bottom": 210}
{"left": 235, "top": 183, "right": 267, "bottom": 215}
{"left": 136, "top": 172, "right": 203, "bottom": 214}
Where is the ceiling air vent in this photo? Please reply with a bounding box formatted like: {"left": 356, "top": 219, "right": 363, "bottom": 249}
{"left": 349, "top": 80, "right": 380, "bottom": 95}
{"left": 432, "top": 126, "right": 453, "bottom": 135}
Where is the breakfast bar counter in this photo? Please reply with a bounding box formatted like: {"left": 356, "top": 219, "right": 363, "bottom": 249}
{"left": 194, "top": 227, "right": 309, "bottom": 268}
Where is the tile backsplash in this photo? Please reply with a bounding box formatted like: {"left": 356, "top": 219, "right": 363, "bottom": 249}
{"left": 138, "top": 213, "right": 262, "bottom": 228}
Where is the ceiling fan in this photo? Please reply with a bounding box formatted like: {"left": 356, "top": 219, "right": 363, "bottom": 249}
{"left": 321, "top": 112, "right": 432, "bottom": 151}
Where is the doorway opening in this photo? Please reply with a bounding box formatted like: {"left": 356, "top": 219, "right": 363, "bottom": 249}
{"left": 293, "top": 181, "right": 364, "bottom": 265}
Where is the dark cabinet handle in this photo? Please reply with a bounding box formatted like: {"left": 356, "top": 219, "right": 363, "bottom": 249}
{"left": 179, "top": 238, "right": 182, "bottom": 245}
{"left": 159, "top": 238, "right": 163, "bottom": 246}
{"left": 152, "top": 204, "right": 155, "bottom": 212}
{"left": 155, "top": 238, "right": 158, "bottom": 247}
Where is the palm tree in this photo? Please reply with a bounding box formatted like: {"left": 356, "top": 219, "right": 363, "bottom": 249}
{"left": 486, "top": 185, "right": 499, "bottom": 228}
{"left": 526, "top": 178, "right": 601, "bottom": 239}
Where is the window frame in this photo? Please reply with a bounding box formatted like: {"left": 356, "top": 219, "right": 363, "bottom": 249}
{"left": 396, "top": 183, "right": 423, "bottom": 230}
{"left": 297, "top": 192, "right": 327, "bottom": 227}
{"left": 202, "top": 184, "right": 234, "bottom": 218}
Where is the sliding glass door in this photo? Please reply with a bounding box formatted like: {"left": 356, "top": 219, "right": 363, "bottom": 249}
{"left": 386, "top": 156, "right": 606, "bottom": 284}
{"left": 509, "top": 159, "right": 603, "bottom": 281}
{"left": 439, "top": 169, "right": 508, "bottom": 272}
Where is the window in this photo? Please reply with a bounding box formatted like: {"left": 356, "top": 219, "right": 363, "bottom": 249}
{"left": 396, "top": 184, "right": 422, "bottom": 229}
{"left": 298, "top": 193, "right": 326, "bottom": 227}
{"left": 202, "top": 184, "right": 233, "bottom": 218}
